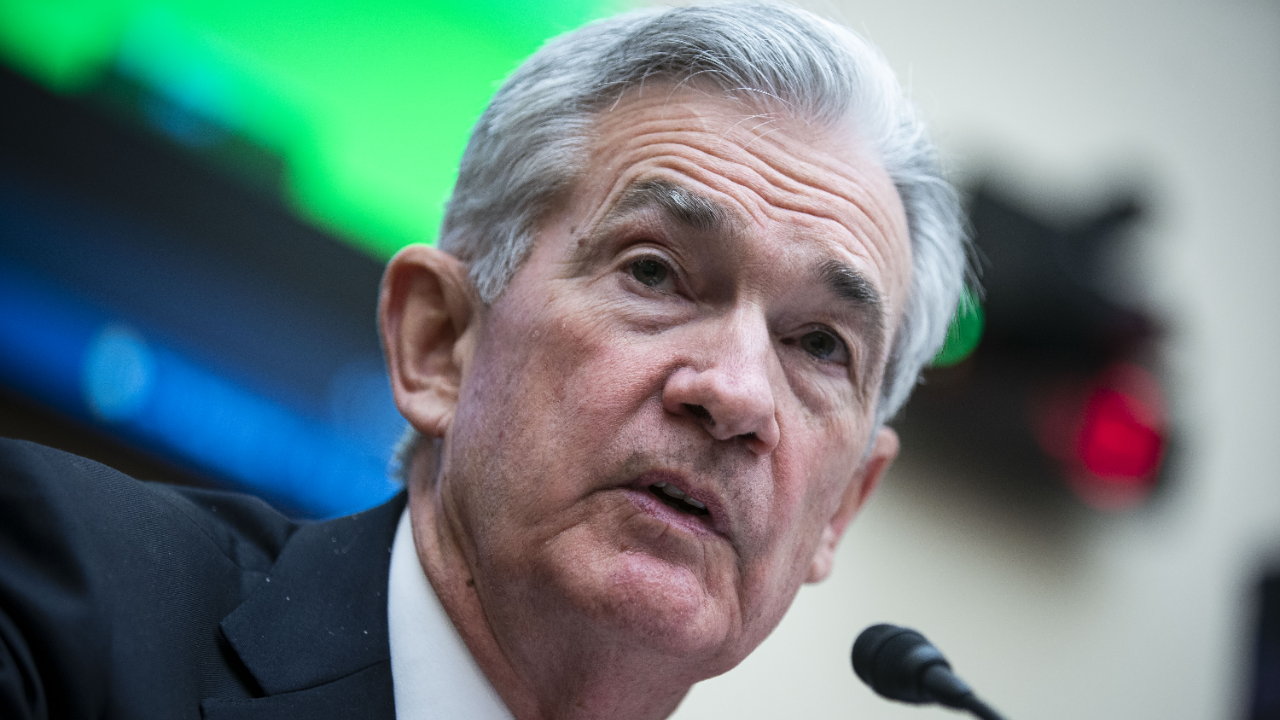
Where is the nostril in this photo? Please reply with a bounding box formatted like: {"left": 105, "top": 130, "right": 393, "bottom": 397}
{"left": 684, "top": 403, "right": 714, "bottom": 424}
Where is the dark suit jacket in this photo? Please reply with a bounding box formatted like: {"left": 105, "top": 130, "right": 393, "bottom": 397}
{"left": 0, "top": 439, "right": 403, "bottom": 719}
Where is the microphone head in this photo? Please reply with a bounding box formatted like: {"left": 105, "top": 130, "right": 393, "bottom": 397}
{"left": 852, "top": 623, "right": 953, "bottom": 704}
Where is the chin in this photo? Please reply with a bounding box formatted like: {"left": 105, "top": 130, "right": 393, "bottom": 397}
{"left": 577, "top": 550, "right": 751, "bottom": 672}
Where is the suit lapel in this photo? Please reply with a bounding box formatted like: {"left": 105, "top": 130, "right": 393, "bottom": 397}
{"left": 204, "top": 492, "right": 406, "bottom": 720}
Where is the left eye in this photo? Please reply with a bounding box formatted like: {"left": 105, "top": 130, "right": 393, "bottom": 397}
{"left": 630, "top": 258, "right": 670, "bottom": 288}
{"left": 799, "top": 330, "right": 839, "bottom": 359}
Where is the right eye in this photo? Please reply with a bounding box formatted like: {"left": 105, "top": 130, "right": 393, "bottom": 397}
{"left": 630, "top": 257, "right": 671, "bottom": 290}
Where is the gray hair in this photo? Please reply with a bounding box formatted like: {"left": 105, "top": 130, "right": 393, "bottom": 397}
{"left": 396, "top": 2, "right": 968, "bottom": 476}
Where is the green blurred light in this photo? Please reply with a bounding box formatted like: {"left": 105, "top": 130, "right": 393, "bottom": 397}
{"left": 932, "top": 286, "right": 984, "bottom": 368}
{"left": 0, "top": 0, "right": 615, "bottom": 259}
{"left": 0, "top": 0, "right": 126, "bottom": 91}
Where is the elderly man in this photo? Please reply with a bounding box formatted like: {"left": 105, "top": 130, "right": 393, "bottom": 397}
{"left": 0, "top": 3, "right": 964, "bottom": 719}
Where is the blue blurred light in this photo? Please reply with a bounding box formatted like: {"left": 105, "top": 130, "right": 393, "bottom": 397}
{"left": 0, "top": 264, "right": 100, "bottom": 415}
{"left": 141, "top": 95, "right": 227, "bottom": 148}
{"left": 0, "top": 261, "right": 398, "bottom": 517}
{"left": 328, "top": 357, "right": 407, "bottom": 457}
{"left": 84, "top": 324, "right": 155, "bottom": 421}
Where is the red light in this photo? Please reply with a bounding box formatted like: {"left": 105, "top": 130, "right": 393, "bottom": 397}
{"left": 1077, "top": 388, "right": 1164, "bottom": 481}
{"left": 1032, "top": 362, "right": 1167, "bottom": 511}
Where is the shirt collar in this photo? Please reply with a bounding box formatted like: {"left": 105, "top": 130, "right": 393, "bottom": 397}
{"left": 388, "top": 506, "right": 514, "bottom": 720}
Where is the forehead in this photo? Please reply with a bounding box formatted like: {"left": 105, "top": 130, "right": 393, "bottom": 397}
{"left": 567, "top": 86, "right": 913, "bottom": 321}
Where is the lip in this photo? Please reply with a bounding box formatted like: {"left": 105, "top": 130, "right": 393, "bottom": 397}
{"left": 623, "top": 470, "right": 730, "bottom": 539}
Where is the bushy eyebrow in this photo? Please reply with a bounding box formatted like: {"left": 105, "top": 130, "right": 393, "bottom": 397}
{"left": 819, "top": 259, "right": 886, "bottom": 361}
{"left": 820, "top": 259, "right": 880, "bottom": 307}
{"left": 611, "top": 179, "right": 728, "bottom": 233}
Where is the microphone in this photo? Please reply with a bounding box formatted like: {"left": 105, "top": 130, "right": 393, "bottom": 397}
{"left": 852, "top": 624, "right": 1007, "bottom": 720}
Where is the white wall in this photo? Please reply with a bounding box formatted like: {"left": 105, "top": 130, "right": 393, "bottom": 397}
{"left": 668, "top": 1, "right": 1280, "bottom": 718}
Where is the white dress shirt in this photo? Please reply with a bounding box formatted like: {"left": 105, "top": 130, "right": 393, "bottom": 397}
{"left": 388, "top": 507, "right": 514, "bottom": 720}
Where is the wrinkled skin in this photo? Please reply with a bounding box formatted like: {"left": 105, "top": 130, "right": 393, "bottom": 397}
{"left": 380, "top": 86, "right": 911, "bottom": 720}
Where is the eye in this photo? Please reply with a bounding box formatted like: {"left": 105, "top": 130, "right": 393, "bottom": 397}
{"left": 630, "top": 257, "right": 671, "bottom": 289}
{"left": 784, "top": 328, "right": 849, "bottom": 365}
{"left": 800, "top": 330, "right": 839, "bottom": 359}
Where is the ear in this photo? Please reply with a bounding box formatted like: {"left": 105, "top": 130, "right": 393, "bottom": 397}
{"left": 804, "top": 426, "right": 899, "bottom": 584}
{"left": 379, "top": 244, "right": 481, "bottom": 439}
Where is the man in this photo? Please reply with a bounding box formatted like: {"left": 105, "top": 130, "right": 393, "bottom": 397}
{"left": 0, "top": 3, "right": 965, "bottom": 719}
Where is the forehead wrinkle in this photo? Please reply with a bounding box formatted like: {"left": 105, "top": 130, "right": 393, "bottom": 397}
{"left": 592, "top": 93, "right": 898, "bottom": 228}
{"left": 659, "top": 117, "right": 905, "bottom": 256}
{"left": 617, "top": 129, "right": 902, "bottom": 265}
{"left": 738, "top": 136, "right": 904, "bottom": 256}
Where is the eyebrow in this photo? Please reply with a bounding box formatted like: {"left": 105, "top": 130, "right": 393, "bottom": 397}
{"left": 820, "top": 259, "right": 881, "bottom": 307}
{"left": 611, "top": 179, "right": 728, "bottom": 233}
{"left": 819, "top": 259, "right": 886, "bottom": 358}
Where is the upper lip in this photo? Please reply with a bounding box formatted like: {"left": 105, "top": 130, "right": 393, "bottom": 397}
{"left": 628, "top": 469, "right": 731, "bottom": 537}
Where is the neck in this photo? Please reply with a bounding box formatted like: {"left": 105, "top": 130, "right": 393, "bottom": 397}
{"left": 406, "top": 459, "right": 697, "bottom": 720}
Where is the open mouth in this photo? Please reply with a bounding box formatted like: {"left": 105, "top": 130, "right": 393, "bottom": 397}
{"left": 648, "top": 481, "right": 709, "bottom": 517}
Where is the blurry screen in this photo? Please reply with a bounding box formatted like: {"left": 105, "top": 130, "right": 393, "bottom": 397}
{"left": 0, "top": 0, "right": 611, "bottom": 516}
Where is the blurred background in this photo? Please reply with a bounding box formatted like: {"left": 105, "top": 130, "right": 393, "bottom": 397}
{"left": 0, "top": 0, "right": 1276, "bottom": 718}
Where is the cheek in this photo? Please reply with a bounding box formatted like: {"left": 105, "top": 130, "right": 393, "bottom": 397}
{"left": 756, "top": 415, "right": 865, "bottom": 564}
{"left": 800, "top": 419, "right": 867, "bottom": 523}
{"left": 528, "top": 289, "right": 673, "bottom": 428}
{"left": 461, "top": 290, "right": 604, "bottom": 431}
{"left": 447, "top": 290, "right": 665, "bottom": 521}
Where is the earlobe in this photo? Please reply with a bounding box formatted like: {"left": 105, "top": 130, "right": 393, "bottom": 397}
{"left": 378, "top": 244, "right": 480, "bottom": 439}
{"left": 804, "top": 426, "right": 899, "bottom": 584}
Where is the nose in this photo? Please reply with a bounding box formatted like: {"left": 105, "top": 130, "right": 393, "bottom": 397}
{"left": 661, "top": 311, "right": 781, "bottom": 455}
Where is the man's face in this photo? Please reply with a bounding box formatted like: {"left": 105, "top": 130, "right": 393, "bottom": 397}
{"left": 436, "top": 87, "right": 911, "bottom": 677}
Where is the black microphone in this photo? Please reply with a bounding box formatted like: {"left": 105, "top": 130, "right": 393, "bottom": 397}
{"left": 852, "top": 623, "right": 1007, "bottom": 720}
